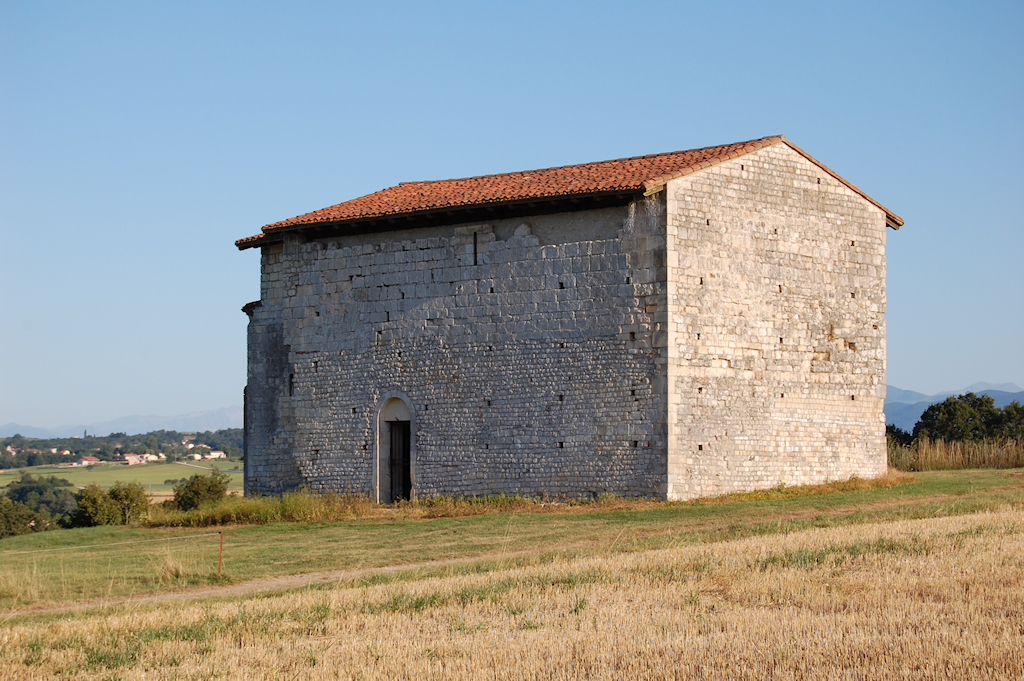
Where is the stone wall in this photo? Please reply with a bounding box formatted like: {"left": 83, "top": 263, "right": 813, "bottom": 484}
{"left": 663, "top": 144, "right": 888, "bottom": 499}
{"left": 245, "top": 203, "right": 668, "bottom": 498}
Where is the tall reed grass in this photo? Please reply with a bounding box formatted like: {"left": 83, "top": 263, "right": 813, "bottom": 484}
{"left": 146, "top": 492, "right": 549, "bottom": 527}
{"left": 147, "top": 474, "right": 913, "bottom": 528}
{"left": 889, "top": 436, "right": 1024, "bottom": 471}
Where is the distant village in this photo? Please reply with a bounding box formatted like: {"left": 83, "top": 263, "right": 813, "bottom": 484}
{"left": 4, "top": 439, "right": 228, "bottom": 468}
{"left": 0, "top": 428, "right": 242, "bottom": 471}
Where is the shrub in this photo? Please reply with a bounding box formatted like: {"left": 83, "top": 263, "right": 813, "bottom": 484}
{"left": 886, "top": 424, "right": 913, "bottom": 448}
{"left": 108, "top": 481, "right": 150, "bottom": 524}
{"left": 0, "top": 498, "right": 49, "bottom": 538}
{"left": 71, "top": 485, "right": 122, "bottom": 527}
{"left": 3, "top": 474, "right": 78, "bottom": 523}
{"left": 172, "top": 469, "right": 230, "bottom": 511}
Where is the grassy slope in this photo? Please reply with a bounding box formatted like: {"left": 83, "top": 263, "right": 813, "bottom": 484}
{"left": 0, "top": 461, "right": 243, "bottom": 492}
{"left": 0, "top": 469, "right": 1022, "bottom": 609}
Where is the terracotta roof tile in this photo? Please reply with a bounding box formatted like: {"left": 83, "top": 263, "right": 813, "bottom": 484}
{"left": 237, "top": 135, "right": 901, "bottom": 249}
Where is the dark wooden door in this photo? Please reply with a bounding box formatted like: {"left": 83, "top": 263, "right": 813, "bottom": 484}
{"left": 389, "top": 421, "right": 411, "bottom": 502}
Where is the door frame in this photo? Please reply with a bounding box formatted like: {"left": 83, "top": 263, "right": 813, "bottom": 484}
{"left": 372, "top": 391, "right": 417, "bottom": 503}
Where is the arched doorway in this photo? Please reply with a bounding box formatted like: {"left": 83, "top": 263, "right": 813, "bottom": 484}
{"left": 375, "top": 395, "right": 414, "bottom": 503}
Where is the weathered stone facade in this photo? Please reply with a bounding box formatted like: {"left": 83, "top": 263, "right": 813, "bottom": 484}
{"left": 663, "top": 144, "right": 888, "bottom": 498}
{"left": 240, "top": 137, "right": 898, "bottom": 501}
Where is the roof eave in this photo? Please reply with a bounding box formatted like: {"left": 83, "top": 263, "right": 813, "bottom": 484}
{"left": 235, "top": 233, "right": 271, "bottom": 251}
{"left": 245, "top": 189, "right": 644, "bottom": 246}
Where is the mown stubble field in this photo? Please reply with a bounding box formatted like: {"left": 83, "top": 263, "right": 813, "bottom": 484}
{"left": 2, "top": 507, "right": 1022, "bottom": 680}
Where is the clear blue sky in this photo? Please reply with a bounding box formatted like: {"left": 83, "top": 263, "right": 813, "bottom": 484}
{"left": 2, "top": 1, "right": 1021, "bottom": 427}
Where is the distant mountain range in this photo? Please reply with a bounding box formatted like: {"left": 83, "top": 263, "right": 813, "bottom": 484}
{"left": 0, "top": 406, "right": 243, "bottom": 439}
{"left": 885, "top": 383, "right": 1023, "bottom": 432}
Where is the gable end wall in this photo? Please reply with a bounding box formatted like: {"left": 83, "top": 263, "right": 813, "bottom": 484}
{"left": 664, "top": 144, "right": 887, "bottom": 499}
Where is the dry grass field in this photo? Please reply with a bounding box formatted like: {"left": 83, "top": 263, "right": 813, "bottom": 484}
{"left": 2, "top": 507, "right": 1022, "bottom": 679}
{"left": 5, "top": 469, "right": 1024, "bottom": 610}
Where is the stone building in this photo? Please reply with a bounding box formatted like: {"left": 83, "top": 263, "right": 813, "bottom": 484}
{"left": 236, "top": 135, "right": 902, "bottom": 502}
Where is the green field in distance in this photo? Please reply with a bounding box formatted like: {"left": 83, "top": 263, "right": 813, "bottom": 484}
{"left": 0, "top": 460, "right": 243, "bottom": 492}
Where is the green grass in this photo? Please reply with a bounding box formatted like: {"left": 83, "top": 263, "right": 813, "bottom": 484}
{"left": 0, "top": 468, "right": 1021, "bottom": 609}
{"left": 0, "top": 461, "right": 243, "bottom": 493}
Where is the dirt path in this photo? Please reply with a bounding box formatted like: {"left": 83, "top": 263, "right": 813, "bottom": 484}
{"left": 4, "top": 488, "right": 1020, "bottom": 619}
{"left": 0, "top": 548, "right": 544, "bottom": 619}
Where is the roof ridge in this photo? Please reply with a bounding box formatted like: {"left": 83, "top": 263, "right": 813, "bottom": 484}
{"left": 393, "top": 135, "right": 786, "bottom": 186}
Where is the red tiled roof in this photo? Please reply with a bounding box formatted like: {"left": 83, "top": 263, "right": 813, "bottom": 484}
{"left": 237, "top": 135, "right": 901, "bottom": 249}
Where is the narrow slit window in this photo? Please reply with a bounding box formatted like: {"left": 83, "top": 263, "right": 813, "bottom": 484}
{"left": 473, "top": 232, "right": 478, "bottom": 265}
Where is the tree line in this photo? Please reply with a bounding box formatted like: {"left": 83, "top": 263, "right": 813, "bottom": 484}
{"left": 888, "top": 392, "right": 1024, "bottom": 445}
